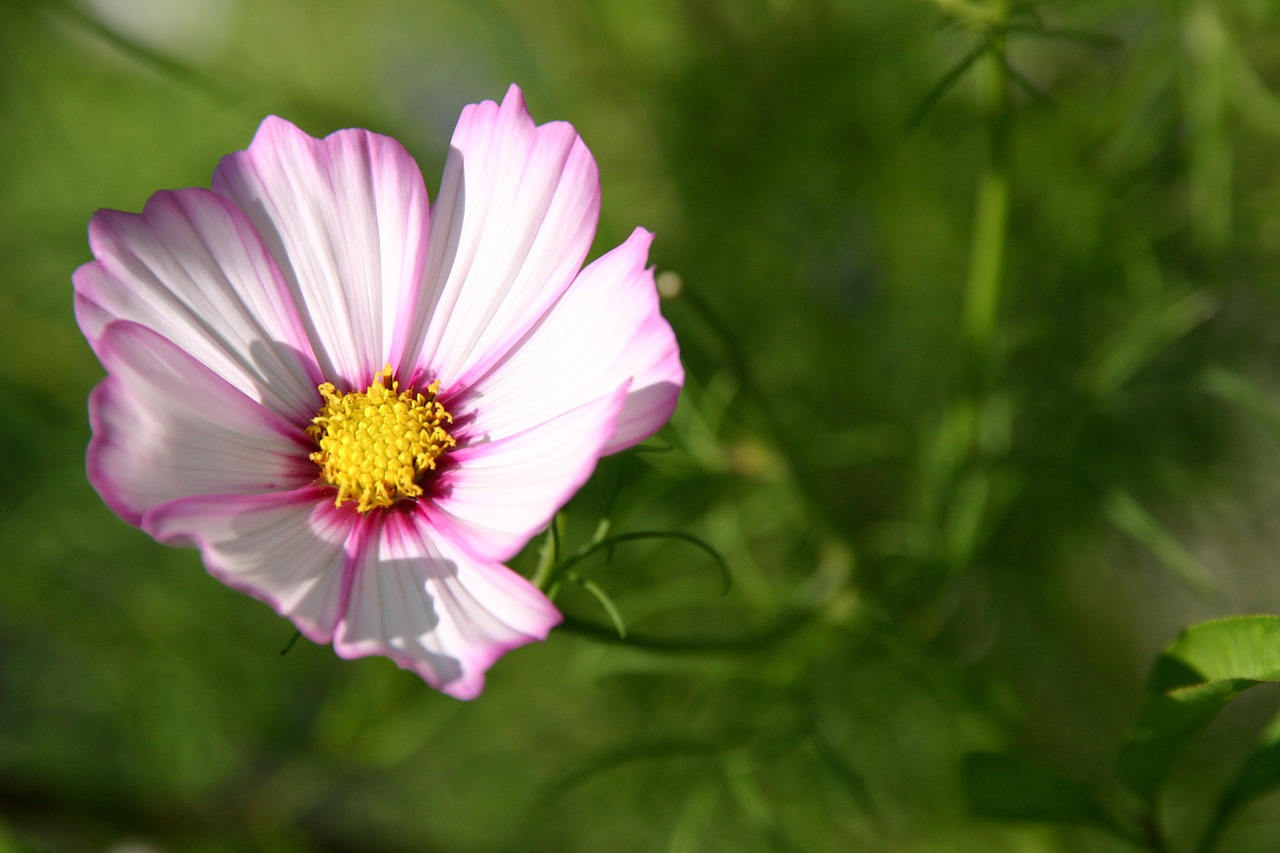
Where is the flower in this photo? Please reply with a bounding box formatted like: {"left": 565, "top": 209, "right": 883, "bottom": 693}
{"left": 73, "top": 86, "right": 683, "bottom": 699}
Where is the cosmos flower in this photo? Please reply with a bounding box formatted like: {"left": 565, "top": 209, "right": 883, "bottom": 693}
{"left": 73, "top": 86, "right": 683, "bottom": 699}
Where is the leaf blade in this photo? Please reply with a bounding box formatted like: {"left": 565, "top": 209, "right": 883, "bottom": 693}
{"left": 1118, "top": 616, "right": 1280, "bottom": 802}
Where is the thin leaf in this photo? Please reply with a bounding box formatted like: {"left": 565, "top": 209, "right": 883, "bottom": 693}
{"left": 279, "top": 630, "right": 303, "bottom": 656}
{"left": 721, "top": 751, "right": 808, "bottom": 853}
{"left": 906, "top": 41, "right": 991, "bottom": 131}
{"left": 1105, "top": 489, "right": 1217, "bottom": 597}
{"left": 1200, "top": 367, "right": 1280, "bottom": 444}
{"left": 803, "top": 716, "right": 878, "bottom": 818}
{"left": 569, "top": 573, "right": 628, "bottom": 640}
{"left": 588, "top": 517, "right": 614, "bottom": 565}
{"left": 556, "top": 530, "right": 731, "bottom": 595}
{"left": 1089, "top": 290, "right": 1217, "bottom": 399}
{"left": 626, "top": 443, "right": 675, "bottom": 454}
{"left": 1000, "top": 57, "right": 1054, "bottom": 106}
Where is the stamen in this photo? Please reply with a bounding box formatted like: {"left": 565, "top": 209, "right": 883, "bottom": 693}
{"left": 307, "top": 364, "right": 454, "bottom": 512}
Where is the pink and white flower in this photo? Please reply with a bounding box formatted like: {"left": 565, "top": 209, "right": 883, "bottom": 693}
{"left": 73, "top": 85, "right": 683, "bottom": 699}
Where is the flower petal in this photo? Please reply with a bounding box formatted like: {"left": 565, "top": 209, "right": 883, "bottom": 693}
{"left": 144, "top": 488, "right": 354, "bottom": 643}
{"left": 433, "top": 384, "right": 631, "bottom": 563}
{"left": 454, "top": 227, "right": 683, "bottom": 455}
{"left": 334, "top": 504, "right": 561, "bottom": 700}
{"left": 401, "top": 84, "right": 601, "bottom": 387}
{"left": 212, "top": 116, "right": 430, "bottom": 387}
{"left": 74, "top": 188, "right": 322, "bottom": 421}
{"left": 88, "top": 322, "right": 315, "bottom": 525}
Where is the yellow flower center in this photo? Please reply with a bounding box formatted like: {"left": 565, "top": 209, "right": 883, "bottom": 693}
{"left": 307, "top": 364, "right": 455, "bottom": 513}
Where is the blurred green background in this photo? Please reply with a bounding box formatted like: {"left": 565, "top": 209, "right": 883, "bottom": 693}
{"left": 6, "top": 0, "right": 1280, "bottom": 850}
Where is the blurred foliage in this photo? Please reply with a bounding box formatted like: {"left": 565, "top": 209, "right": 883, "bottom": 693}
{"left": 8, "top": 0, "right": 1280, "bottom": 850}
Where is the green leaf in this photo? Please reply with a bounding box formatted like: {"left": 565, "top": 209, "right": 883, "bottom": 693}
{"left": 962, "top": 752, "right": 1115, "bottom": 827}
{"left": 1119, "top": 616, "right": 1280, "bottom": 803}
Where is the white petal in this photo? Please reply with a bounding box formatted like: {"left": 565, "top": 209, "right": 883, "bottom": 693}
{"left": 212, "top": 116, "right": 431, "bottom": 387}
{"left": 74, "top": 188, "right": 322, "bottom": 421}
{"left": 88, "top": 322, "right": 314, "bottom": 525}
{"left": 334, "top": 504, "right": 561, "bottom": 700}
{"left": 401, "top": 84, "right": 602, "bottom": 387}
{"left": 433, "top": 385, "right": 630, "bottom": 563}
{"left": 454, "top": 228, "right": 683, "bottom": 455}
{"left": 145, "top": 489, "right": 354, "bottom": 643}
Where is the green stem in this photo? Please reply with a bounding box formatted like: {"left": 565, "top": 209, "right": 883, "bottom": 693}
{"left": 963, "top": 21, "right": 1012, "bottom": 351}
{"left": 530, "top": 514, "right": 565, "bottom": 592}
{"left": 964, "top": 168, "right": 1009, "bottom": 345}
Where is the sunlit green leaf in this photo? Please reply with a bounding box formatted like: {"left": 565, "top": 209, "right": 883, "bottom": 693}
{"left": 1118, "top": 616, "right": 1280, "bottom": 803}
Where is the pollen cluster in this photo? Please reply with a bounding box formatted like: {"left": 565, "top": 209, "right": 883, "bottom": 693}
{"left": 308, "top": 364, "right": 455, "bottom": 513}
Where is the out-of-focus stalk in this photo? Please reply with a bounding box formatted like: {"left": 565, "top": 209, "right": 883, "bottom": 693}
{"left": 963, "top": 3, "right": 1011, "bottom": 351}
